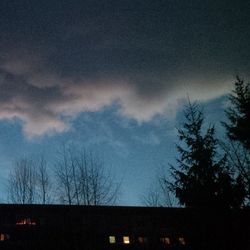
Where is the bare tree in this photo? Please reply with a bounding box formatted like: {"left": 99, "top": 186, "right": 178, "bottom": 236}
{"left": 141, "top": 186, "right": 163, "bottom": 207}
{"left": 141, "top": 176, "right": 173, "bottom": 207}
{"left": 54, "top": 146, "right": 120, "bottom": 205}
{"left": 77, "top": 151, "right": 119, "bottom": 205}
{"left": 8, "top": 158, "right": 37, "bottom": 204}
{"left": 54, "top": 145, "right": 75, "bottom": 204}
{"left": 36, "top": 156, "right": 53, "bottom": 204}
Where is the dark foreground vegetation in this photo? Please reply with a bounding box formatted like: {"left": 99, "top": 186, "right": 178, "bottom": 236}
{"left": 169, "top": 77, "right": 250, "bottom": 208}
{"left": 143, "top": 77, "right": 250, "bottom": 208}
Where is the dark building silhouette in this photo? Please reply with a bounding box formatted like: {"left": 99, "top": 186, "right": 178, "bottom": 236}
{"left": 0, "top": 204, "right": 249, "bottom": 250}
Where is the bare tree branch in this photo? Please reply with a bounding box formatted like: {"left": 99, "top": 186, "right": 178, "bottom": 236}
{"left": 8, "top": 158, "right": 37, "bottom": 204}
{"left": 54, "top": 145, "right": 120, "bottom": 205}
{"left": 36, "top": 156, "right": 53, "bottom": 204}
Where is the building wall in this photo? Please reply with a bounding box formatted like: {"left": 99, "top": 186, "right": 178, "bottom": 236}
{"left": 0, "top": 205, "right": 249, "bottom": 250}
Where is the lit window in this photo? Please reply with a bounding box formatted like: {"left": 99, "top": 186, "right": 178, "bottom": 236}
{"left": 123, "top": 236, "right": 130, "bottom": 244}
{"left": 109, "top": 236, "right": 116, "bottom": 244}
{"left": 179, "top": 237, "right": 186, "bottom": 245}
{"left": 0, "top": 233, "right": 9, "bottom": 241}
{"left": 0, "top": 234, "right": 4, "bottom": 241}
{"left": 160, "top": 237, "right": 171, "bottom": 245}
{"left": 138, "top": 237, "right": 148, "bottom": 244}
{"left": 16, "top": 218, "right": 36, "bottom": 226}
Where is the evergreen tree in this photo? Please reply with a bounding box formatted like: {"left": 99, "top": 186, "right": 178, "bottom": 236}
{"left": 223, "top": 76, "right": 250, "bottom": 150}
{"left": 169, "top": 102, "right": 245, "bottom": 208}
{"left": 223, "top": 76, "right": 250, "bottom": 205}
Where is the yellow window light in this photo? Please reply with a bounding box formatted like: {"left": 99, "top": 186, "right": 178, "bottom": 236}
{"left": 109, "top": 236, "right": 116, "bottom": 244}
{"left": 123, "top": 236, "right": 130, "bottom": 244}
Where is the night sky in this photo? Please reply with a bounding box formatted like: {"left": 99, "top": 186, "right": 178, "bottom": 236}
{"left": 0, "top": 0, "right": 250, "bottom": 205}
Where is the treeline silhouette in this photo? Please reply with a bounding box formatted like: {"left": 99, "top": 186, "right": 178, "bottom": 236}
{"left": 6, "top": 147, "right": 120, "bottom": 205}
{"left": 169, "top": 76, "right": 250, "bottom": 208}
{"left": 5, "top": 76, "right": 250, "bottom": 208}
{"left": 142, "top": 76, "right": 250, "bottom": 208}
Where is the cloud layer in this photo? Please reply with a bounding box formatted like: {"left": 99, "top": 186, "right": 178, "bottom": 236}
{"left": 0, "top": 54, "right": 235, "bottom": 137}
{"left": 0, "top": 0, "right": 249, "bottom": 137}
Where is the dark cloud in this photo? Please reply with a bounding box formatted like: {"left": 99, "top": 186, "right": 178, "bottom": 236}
{"left": 0, "top": 0, "right": 249, "bottom": 137}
